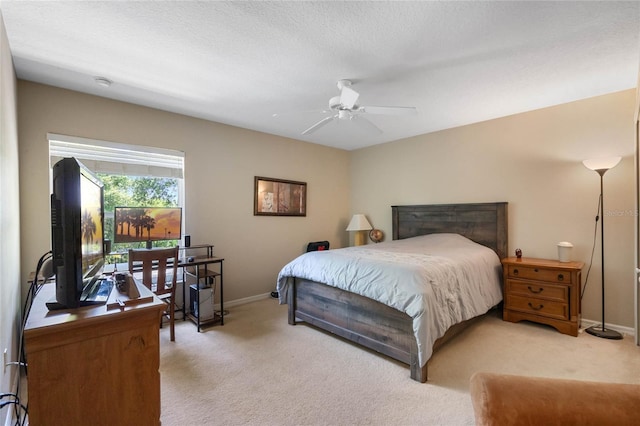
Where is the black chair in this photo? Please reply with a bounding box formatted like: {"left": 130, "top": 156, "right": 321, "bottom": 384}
{"left": 271, "top": 240, "right": 330, "bottom": 298}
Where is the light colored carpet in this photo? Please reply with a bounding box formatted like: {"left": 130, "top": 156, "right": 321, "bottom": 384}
{"left": 159, "top": 298, "right": 640, "bottom": 425}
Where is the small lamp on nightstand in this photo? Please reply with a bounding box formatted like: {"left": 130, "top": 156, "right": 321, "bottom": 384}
{"left": 346, "top": 214, "right": 372, "bottom": 246}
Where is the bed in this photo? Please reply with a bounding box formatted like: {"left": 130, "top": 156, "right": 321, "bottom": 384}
{"left": 277, "top": 202, "right": 508, "bottom": 382}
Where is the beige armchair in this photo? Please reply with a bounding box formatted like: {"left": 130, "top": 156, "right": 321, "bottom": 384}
{"left": 470, "top": 372, "right": 640, "bottom": 426}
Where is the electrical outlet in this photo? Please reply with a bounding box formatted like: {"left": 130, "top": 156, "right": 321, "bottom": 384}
{"left": 3, "top": 348, "right": 7, "bottom": 374}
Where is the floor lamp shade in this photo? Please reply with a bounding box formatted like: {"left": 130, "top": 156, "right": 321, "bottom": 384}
{"left": 582, "top": 156, "right": 621, "bottom": 173}
{"left": 582, "top": 156, "right": 622, "bottom": 340}
{"left": 346, "top": 214, "right": 372, "bottom": 246}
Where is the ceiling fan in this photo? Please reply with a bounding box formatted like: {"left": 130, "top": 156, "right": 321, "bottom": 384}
{"left": 276, "top": 80, "right": 417, "bottom": 136}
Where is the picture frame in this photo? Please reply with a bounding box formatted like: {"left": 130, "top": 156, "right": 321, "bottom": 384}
{"left": 254, "top": 176, "right": 307, "bottom": 216}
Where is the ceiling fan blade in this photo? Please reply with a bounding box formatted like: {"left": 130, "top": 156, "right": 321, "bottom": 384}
{"left": 302, "top": 115, "right": 335, "bottom": 135}
{"left": 359, "top": 105, "right": 417, "bottom": 116}
{"left": 351, "top": 115, "right": 382, "bottom": 135}
{"left": 273, "top": 109, "right": 330, "bottom": 118}
{"left": 340, "top": 85, "right": 359, "bottom": 109}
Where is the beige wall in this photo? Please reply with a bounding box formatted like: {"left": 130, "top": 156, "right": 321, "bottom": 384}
{"left": 17, "top": 81, "right": 351, "bottom": 303}
{"left": 0, "top": 10, "right": 21, "bottom": 420}
{"left": 14, "top": 81, "right": 638, "bottom": 330}
{"left": 351, "top": 89, "right": 637, "bottom": 328}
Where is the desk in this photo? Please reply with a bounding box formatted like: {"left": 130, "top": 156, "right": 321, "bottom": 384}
{"left": 182, "top": 256, "right": 224, "bottom": 331}
{"left": 104, "top": 253, "right": 225, "bottom": 331}
{"left": 24, "top": 280, "right": 165, "bottom": 425}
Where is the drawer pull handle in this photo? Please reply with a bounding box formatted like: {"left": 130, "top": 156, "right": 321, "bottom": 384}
{"left": 513, "top": 269, "right": 519, "bottom": 275}
{"left": 528, "top": 302, "right": 544, "bottom": 311}
{"left": 558, "top": 274, "right": 564, "bottom": 281}
{"left": 534, "top": 268, "right": 539, "bottom": 273}
{"left": 528, "top": 286, "right": 543, "bottom": 294}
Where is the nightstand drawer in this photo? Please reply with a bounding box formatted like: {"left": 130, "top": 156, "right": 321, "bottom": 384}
{"left": 506, "top": 294, "right": 569, "bottom": 321}
{"left": 507, "top": 265, "right": 572, "bottom": 284}
{"left": 506, "top": 280, "right": 568, "bottom": 303}
{"left": 502, "top": 257, "right": 583, "bottom": 337}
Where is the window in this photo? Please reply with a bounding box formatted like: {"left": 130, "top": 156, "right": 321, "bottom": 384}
{"left": 49, "top": 134, "right": 185, "bottom": 255}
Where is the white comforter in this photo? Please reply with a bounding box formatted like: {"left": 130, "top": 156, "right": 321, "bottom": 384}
{"left": 276, "top": 233, "right": 503, "bottom": 367}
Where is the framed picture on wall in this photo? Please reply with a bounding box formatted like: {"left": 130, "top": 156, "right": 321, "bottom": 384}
{"left": 254, "top": 176, "right": 307, "bottom": 216}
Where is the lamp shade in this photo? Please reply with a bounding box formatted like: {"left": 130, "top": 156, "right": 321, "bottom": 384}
{"left": 582, "top": 156, "right": 621, "bottom": 172}
{"left": 346, "top": 214, "right": 372, "bottom": 231}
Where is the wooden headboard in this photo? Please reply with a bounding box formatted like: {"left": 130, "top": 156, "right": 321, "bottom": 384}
{"left": 391, "top": 202, "right": 508, "bottom": 260}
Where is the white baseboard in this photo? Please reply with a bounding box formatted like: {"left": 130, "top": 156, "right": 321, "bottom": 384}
{"left": 214, "top": 292, "right": 272, "bottom": 311}
{"left": 172, "top": 292, "right": 273, "bottom": 324}
{"left": 580, "top": 317, "right": 636, "bottom": 337}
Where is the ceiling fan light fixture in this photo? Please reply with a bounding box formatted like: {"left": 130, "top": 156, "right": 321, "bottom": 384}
{"left": 336, "top": 79, "right": 352, "bottom": 90}
{"left": 329, "top": 95, "right": 342, "bottom": 110}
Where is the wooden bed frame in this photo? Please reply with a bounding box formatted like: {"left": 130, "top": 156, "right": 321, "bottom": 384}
{"left": 287, "top": 202, "right": 508, "bottom": 382}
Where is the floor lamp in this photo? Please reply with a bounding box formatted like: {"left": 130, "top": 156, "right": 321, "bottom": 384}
{"left": 582, "top": 156, "right": 622, "bottom": 340}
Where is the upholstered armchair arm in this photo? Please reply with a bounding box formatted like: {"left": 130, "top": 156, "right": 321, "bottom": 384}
{"left": 470, "top": 372, "right": 640, "bottom": 426}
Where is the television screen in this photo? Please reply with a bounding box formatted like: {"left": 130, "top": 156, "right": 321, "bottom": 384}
{"left": 50, "top": 157, "right": 105, "bottom": 309}
{"left": 80, "top": 171, "right": 104, "bottom": 280}
{"left": 113, "top": 207, "right": 182, "bottom": 246}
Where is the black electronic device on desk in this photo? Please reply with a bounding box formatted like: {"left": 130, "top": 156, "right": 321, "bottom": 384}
{"left": 79, "top": 277, "right": 114, "bottom": 304}
{"left": 46, "top": 276, "right": 114, "bottom": 310}
{"left": 113, "top": 206, "right": 182, "bottom": 250}
{"left": 47, "top": 157, "right": 107, "bottom": 311}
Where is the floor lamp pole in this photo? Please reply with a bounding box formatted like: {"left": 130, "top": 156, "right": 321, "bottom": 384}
{"left": 585, "top": 169, "right": 622, "bottom": 340}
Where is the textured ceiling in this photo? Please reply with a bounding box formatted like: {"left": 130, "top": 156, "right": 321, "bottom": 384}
{"left": 1, "top": 1, "right": 639, "bottom": 150}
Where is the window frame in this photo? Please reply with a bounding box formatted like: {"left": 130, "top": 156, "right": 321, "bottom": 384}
{"left": 48, "top": 134, "right": 186, "bottom": 249}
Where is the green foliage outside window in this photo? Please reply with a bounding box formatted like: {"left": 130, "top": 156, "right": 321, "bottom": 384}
{"left": 99, "top": 174, "right": 181, "bottom": 257}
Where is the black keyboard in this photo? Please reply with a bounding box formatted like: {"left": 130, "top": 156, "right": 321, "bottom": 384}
{"left": 80, "top": 277, "right": 114, "bottom": 305}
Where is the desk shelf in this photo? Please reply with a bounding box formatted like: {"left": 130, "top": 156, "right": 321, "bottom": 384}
{"left": 180, "top": 248, "right": 224, "bottom": 332}
{"left": 180, "top": 244, "right": 214, "bottom": 260}
{"left": 184, "top": 268, "right": 220, "bottom": 280}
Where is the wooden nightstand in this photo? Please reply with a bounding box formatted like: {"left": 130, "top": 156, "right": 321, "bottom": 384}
{"left": 501, "top": 257, "right": 584, "bottom": 337}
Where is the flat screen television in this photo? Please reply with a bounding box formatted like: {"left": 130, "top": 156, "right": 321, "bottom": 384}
{"left": 113, "top": 206, "right": 182, "bottom": 249}
{"left": 49, "top": 157, "right": 105, "bottom": 309}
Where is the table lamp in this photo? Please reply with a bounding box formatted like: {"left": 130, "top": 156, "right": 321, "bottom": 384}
{"left": 346, "top": 214, "right": 372, "bottom": 246}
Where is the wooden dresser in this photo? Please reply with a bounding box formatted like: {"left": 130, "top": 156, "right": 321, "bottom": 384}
{"left": 501, "top": 257, "right": 584, "bottom": 337}
{"left": 24, "top": 281, "right": 165, "bottom": 425}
